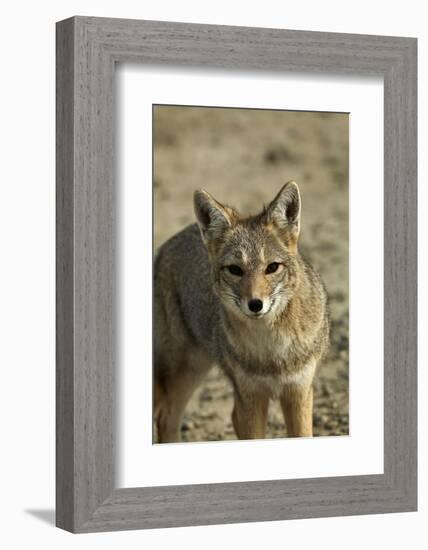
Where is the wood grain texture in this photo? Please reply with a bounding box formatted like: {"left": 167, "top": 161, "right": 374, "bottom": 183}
{"left": 56, "top": 18, "right": 76, "bottom": 531}
{"left": 56, "top": 16, "right": 417, "bottom": 533}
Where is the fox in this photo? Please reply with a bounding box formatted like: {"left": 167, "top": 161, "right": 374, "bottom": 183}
{"left": 153, "top": 181, "right": 329, "bottom": 443}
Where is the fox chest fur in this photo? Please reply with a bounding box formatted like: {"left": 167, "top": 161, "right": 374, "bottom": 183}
{"left": 227, "top": 318, "right": 292, "bottom": 368}
{"left": 218, "top": 312, "right": 320, "bottom": 397}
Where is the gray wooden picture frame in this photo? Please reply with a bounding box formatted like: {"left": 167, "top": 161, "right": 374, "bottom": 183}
{"left": 56, "top": 16, "right": 417, "bottom": 533}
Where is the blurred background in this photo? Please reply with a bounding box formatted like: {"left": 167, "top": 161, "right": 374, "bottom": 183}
{"left": 153, "top": 105, "right": 349, "bottom": 441}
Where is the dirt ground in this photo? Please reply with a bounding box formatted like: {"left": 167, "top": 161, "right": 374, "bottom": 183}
{"left": 153, "top": 105, "right": 349, "bottom": 441}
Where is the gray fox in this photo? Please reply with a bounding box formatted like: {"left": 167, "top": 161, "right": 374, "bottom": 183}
{"left": 154, "top": 181, "right": 329, "bottom": 442}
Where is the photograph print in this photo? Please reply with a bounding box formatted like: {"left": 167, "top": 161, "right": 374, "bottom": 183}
{"left": 152, "top": 105, "right": 349, "bottom": 444}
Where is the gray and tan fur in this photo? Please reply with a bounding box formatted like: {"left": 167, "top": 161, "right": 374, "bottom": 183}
{"left": 154, "top": 181, "right": 329, "bottom": 442}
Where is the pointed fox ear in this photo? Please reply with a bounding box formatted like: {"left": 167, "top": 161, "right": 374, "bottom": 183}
{"left": 194, "top": 190, "right": 236, "bottom": 243}
{"left": 266, "top": 181, "right": 301, "bottom": 239}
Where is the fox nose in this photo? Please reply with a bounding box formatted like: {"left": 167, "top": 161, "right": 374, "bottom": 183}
{"left": 248, "top": 299, "right": 263, "bottom": 313}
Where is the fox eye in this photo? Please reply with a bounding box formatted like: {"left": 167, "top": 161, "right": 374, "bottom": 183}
{"left": 227, "top": 265, "right": 244, "bottom": 276}
{"left": 265, "top": 262, "right": 280, "bottom": 274}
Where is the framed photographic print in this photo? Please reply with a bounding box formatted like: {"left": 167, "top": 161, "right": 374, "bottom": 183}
{"left": 56, "top": 16, "right": 417, "bottom": 532}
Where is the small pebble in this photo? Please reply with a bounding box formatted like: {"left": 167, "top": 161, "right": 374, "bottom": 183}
{"left": 181, "top": 419, "right": 194, "bottom": 431}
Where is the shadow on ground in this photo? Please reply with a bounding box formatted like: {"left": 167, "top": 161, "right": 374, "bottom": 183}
{"left": 25, "top": 509, "right": 55, "bottom": 526}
